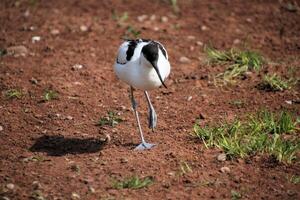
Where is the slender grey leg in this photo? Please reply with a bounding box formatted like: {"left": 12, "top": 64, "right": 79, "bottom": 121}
{"left": 130, "top": 87, "right": 155, "bottom": 150}
{"left": 144, "top": 91, "right": 157, "bottom": 131}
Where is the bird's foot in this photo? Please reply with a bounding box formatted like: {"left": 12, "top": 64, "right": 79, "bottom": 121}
{"left": 134, "top": 142, "right": 156, "bottom": 150}
{"left": 148, "top": 107, "right": 157, "bottom": 130}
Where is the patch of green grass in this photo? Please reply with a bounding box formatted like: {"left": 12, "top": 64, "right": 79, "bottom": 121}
{"left": 125, "top": 26, "right": 141, "bottom": 39}
{"left": 5, "top": 89, "right": 22, "bottom": 99}
{"left": 43, "top": 90, "right": 58, "bottom": 101}
{"left": 112, "top": 10, "right": 128, "bottom": 26}
{"left": 169, "top": 0, "right": 180, "bottom": 14}
{"left": 192, "top": 110, "right": 300, "bottom": 163}
{"left": 97, "top": 111, "right": 123, "bottom": 127}
{"left": 231, "top": 190, "right": 242, "bottom": 200}
{"left": 205, "top": 46, "right": 264, "bottom": 82}
{"left": 259, "top": 74, "right": 297, "bottom": 91}
{"left": 229, "top": 100, "right": 245, "bottom": 108}
{"left": 288, "top": 175, "right": 300, "bottom": 185}
{"left": 113, "top": 176, "right": 153, "bottom": 189}
{"left": 179, "top": 161, "right": 192, "bottom": 175}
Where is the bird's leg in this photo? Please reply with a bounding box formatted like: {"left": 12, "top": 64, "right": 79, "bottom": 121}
{"left": 144, "top": 91, "right": 157, "bottom": 131}
{"left": 130, "top": 87, "right": 155, "bottom": 150}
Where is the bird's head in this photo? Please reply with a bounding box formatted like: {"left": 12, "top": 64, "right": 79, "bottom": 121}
{"left": 141, "top": 43, "right": 167, "bottom": 88}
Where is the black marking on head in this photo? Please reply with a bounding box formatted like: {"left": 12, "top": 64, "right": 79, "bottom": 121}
{"left": 126, "top": 40, "right": 138, "bottom": 61}
{"left": 142, "top": 43, "right": 167, "bottom": 88}
{"left": 141, "top": 42, "right": 159, "bottom": 65}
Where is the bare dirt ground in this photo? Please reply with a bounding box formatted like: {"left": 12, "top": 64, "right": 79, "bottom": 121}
{"left": 0, "top": 0, "right": 300, "bottom": 199}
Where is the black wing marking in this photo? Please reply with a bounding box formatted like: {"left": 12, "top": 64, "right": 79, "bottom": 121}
{"left": 126, "top": 40, "right": 138, "bottom": 61}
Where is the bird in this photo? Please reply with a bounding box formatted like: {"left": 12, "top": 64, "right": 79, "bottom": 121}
{"left": 114, "top": 39, "right": 171, "bottom": 150}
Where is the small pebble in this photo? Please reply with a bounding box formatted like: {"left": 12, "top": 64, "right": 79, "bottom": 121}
{"left": 137, "top": 15, "right": 148, "bottom": 22}
{"left": 72, "top": 64, "right": 83, "bottom": 70}
{"left": 32, "top": 36, "right": 41, "bottom": 43}
{"left": 233, "top": 39, "right": 241, "bottom": 45}
{"left": 285, "top": 100, "right": 292, "bottom": 105}
{"left": 0, "top": 125, "right": 3, "bottom": 132}
{"left": 1, "top": 197, "right": 10, "bottom": 200}
{"left": 196, "top": 41, "right": 203, "bottom": 46}
{"left": 6, "top": 183, "right": 15, "bottom": 190}
{"left": 66, "top": 116, "right": 73, "bottom": 120}
{"left": 246, "top": 18, "right": 252, "bottom": 23}
{"left": 88, "top": 186, "right": 95, "bottom": 193}
{"left": 187, "top": 96, "right": 193, "bottom": 101}
{"left": 179, "top": 56, "right": 191, "bottom": 63}
{"left": 187, "top": 35, "right": 196, "bottom": 40}
{"left": 71, "top": 192, "right": 80, "bottom": 199}
{"left": 161, "top": 16, "right": 168, "bottom": 23}
{"left": 217, "top": 153, "right": 227, "bottom": 162}
{"left": 201, "top": 25, "right": 208, "bottom": 31}
{"left": 80, "top": 25, "right": 88, "bottom": 32}
{"left": 30, "top": 77, "right": 38, "bottom": 84}
{"left": 153, "top": 27, "right": 159, "bottom": 31}
{"left": 150, "top": 15, "right": 156, "bottom": 21}
{"left": 51, "top": 29, "right": 60, "bottom": 35}
{"left": 220, "top": 166, "right": 230, "bottom": 173}
{"left": 105, "top": 134, "right": 111, "bottom": 142}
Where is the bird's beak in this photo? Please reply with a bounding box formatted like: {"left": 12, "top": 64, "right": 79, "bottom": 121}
{"left": 151, "top": 62, "right": 167, "bottom": 88}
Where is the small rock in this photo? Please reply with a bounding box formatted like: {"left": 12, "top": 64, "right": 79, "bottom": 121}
{"left": 51, "top": 29, "right": 60, "bottom": 35}
{"left": 187, "top": 96, "right": 193, "bottom": 101}
{"left": 6, "top": 45, "right": 28, "bottom": 57}
{"left": 88, "top": 186, "right": 95, "bottom": 193}
{"left": 150, "top": 15, "right": 156, "bottom": 21}
{"left": 30, "top": 77, "right": 38, "bottom": 84}
{"left": 161, "top": 16, "right": 168, "bottom": 23}
{"left": 66, "top": 116, "right": 73, "bottom": 120}
{"left": 0, "top": 125, "right": 3, "bottom": 132}
{"left": 201, "top": 25, "right": 208, "bottom": 31}
{"left": 105, "top": 134, "right": 111, "bottom": 142}
{"left": 196, "top": 41, "right": 203, "bottom": 46}
{"left": 6, "top": 183, "right": 15, "bottom": 190}
{"left": 233, "top": 39, "right": 241, "bottom": 45}
{"left": 187, "top": 35, "right": 196, "bottom": 40}
{"left": 137, "top": 15, "right": 148, "bottom": 22}
{"left": 167, "top": 172, "right": 175, "bottom": 176}
{"left": 72, "top": 64, "right": 83, "bottom": 70}
{"left": 32, "top": 181, "right": 42, "bottom": 190}
{"left": 217, "top": 153, "right": 227, "bottom": 162}
{"left": 80, "top": 25, "right": 88, "bottom": 32}
{"left": 179, "top": 56, "right": 191, "bottom": 63}
{"left": 71, "top": 192, "right": 80, "bottom": 199}
{"left": 220, "top": 166, "right": 230, "bottom": 173}
{"left": 246, "top": 18, "right": 252, "bottom": 23}
{"left": 120, "top": 158, "right": 128, "bottom": 163}
{"left": 1, "top": 196, "right": 10, "bottom": 200}
{"left": 285, "top": 100, "right": 292, "bottom": 105}
{"left": 24, "top": 10, "right": 30, "bottom": 17}
{"left": 32, "top": 36, "right": 41, "bottom": 43}
{"left": 153, "top": 27, "right": 159, "bottom": 31}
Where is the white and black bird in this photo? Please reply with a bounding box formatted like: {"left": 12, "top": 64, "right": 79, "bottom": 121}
{"left": 114, "top": 39, "right": 171, "bottom": 150}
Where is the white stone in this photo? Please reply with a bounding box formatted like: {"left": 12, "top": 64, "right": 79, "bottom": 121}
{"left": 32, "top": 36, "right": 41, "bottom": 43}
{"left": 179, "top": 56, "right": 191, "bottom": 63}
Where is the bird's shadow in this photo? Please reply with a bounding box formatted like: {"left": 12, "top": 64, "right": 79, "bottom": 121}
{"left": 29, "top": 135, "right": 105, "bottom": 156}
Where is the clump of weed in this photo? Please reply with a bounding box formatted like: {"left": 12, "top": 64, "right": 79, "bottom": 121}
{"left": 192, "top": 110, "right": 300, "bottom": 164}
{"left": 178, "top": 161, "right": 192, "bottom": 176}
{"left": 205, "top": 46, "right": 264, "bottom": 83}
{"left": 258, "top": 74, "right": 297, "bottom": 91}
{"left": 124, "top": 26, "right": 141, "bottom": 39}
{"left": 112, "top": 176, "right": 153, "bottom": 189}
{"left": 43, "top": 90, "right": 58, "bottom": 101}
{"left": 5, "top": 89, "right": 22, "bottom": 99}
{"left": 231, "top": 190, "right": 242, "bottom": 200}
{"left": 112, "top": 10, "right": 129, "bottom": 27}
{"left": 97, "top": 111, "right": 123, "bottom": 127}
